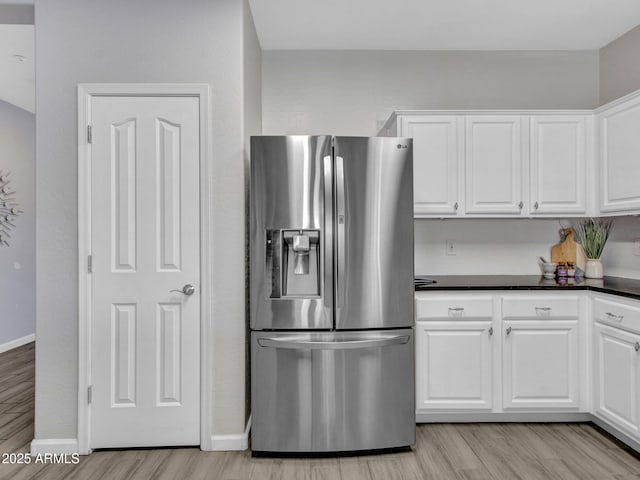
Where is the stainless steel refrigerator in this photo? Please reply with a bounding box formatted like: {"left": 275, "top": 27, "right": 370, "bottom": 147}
{"left": 250, "top": 135, "right": 415, "bottom": 453}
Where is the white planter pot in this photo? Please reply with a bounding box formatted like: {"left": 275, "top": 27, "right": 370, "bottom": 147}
{"left": 585, "top": 258, "right": 604, "bottom": 279}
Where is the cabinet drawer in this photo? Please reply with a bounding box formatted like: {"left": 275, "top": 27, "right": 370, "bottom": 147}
{"left": 593, "top": 297, "right": 640, "bottom": 334}
{"left": 416, "top": 295, "right": 493, "bottom": 320}
{"left": 502, "top": 296, "right": 579, "bottom": 319}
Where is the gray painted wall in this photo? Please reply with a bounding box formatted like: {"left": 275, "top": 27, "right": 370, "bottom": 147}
{"left": 600, "top": 25, "right": 640, "bottom": 104}
{"left": 0, "top": 4, "right": 33, "bottom": 23}
{"left": 261, "top": 49, "right": 611, "bottom": 277}
{"left": 34, "top": 0, "right": 258, "bottom": 442}
{"left": 262, "top": 50, "right": 600, "bottom": 136}
{"left": 242, "top": 1, "right": 262, "bottom": 425}
{"left": 0, "top": 100, "right": 34, "bottom": 346}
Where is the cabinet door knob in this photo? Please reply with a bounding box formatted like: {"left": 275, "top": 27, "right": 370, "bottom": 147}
{"left": 488, "top": 327, "right": 494, "bottom": 337}
{"left": 506, "top": 326, "right": 512, "bottom": 336}
{"left": 454, "top": 202, "right": 459, "bottom": 211}
{"left": 534, "top": 201, "right": 539, "bottom": 210}
{"left": 518, "top": 201, "right": 524, "bottom": 210}
{"left": 635, "top": 342, "right": 639, "bottom": 352}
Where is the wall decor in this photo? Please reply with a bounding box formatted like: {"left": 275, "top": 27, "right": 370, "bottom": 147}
{"left": 0, "top": 170, "right": 22, "bottom": 246}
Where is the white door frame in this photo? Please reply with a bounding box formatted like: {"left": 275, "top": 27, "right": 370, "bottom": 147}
{"left": 77, "top": 83, "right": 213, "bottom": 454}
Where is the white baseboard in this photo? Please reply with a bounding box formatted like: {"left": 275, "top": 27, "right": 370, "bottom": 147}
{"left": 207, "top": 416, "right": 251, "bottom": 451}
{"left": 417, "top": 412, "right": 592, "bottom": 423}
{"left": 0, "top": 333, "right": 35, "bottom": 354}
{"left": 30, "top": 439, "right": 79, "bottom": 455}
{"left": 591, "top": 416, "right": 640, "bottom": 454}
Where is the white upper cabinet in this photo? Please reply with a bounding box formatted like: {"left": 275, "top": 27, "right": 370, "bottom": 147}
{"left": 386, "top": 109, "right": 594, "bottom": 218}
{"left": 465, "top": 116, "right": 525, "bottom": 215}
{"left": 598, "top": 92, "right": 640, "bottom": 214}
{"left": 400, "top": 116, "right": 462, "bottom": 216}
{"left": 530, "top": 115, "right": 588, "bottom": 215}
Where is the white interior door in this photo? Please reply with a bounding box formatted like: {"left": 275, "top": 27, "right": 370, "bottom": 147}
{"left": 89, "top": 95, "right": 200, "bottom": 448}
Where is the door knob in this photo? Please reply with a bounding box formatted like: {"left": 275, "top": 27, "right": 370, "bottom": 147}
{"left": 171, "top": 284, "right": 195, "bottom": 296}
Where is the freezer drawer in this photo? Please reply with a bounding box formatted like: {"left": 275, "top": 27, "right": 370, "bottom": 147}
{"left": 251, "top": 329, "right": 415, "bottom": 453}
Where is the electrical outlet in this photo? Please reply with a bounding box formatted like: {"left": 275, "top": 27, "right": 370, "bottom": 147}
{"left": 446, "top": 239, "right": 457, "bottom": 256}
{"left": 634, "top": 238, "right": 640, "bottom": 256}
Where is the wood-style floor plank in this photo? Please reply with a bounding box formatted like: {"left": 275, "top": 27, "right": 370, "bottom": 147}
{"left": 3, "top": 342, "right": 640, "bottom": 480}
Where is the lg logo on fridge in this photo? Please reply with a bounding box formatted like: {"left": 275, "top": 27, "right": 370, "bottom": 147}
{"left": 397, "top": 144, "right": 408, "bottom": 149}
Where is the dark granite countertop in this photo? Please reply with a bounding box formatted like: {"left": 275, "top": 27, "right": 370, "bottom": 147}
{"left": 415, "top": 275, "right": 640, "bottom": 301}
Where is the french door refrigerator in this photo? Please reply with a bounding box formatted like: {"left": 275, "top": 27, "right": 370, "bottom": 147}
{"left": 250, "top": 135, "right": 415, "bottom": 453}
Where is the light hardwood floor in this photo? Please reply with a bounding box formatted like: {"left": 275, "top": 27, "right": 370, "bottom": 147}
{"left": 2, "top": 342, "right": 640, "bottom": 480}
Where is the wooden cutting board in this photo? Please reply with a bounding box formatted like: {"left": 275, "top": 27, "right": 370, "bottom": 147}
{"left": 551, "top": 227, "right": 586, "bottom": 272}
{"left": 551, "top": 228, "right": 578, "bottom": 264}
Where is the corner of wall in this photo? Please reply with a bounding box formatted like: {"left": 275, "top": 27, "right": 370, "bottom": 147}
{"left": 241, "top": 0, "right": 262, "bottom": 429}
{"left": 598, "top": 24, "right": 640, "bottom": 105}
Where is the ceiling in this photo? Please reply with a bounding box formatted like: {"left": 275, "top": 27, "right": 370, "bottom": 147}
{"left": 0, "top": 24, "right": 34, "bottom": 113}
{"left": 3, "top": 2, "right": 640, "bottom": 113}
{"left": 248, "top": 0, "right": 640, "bottom": 50}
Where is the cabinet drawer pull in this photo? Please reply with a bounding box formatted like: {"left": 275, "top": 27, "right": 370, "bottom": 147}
{"left": 605, "top": 311, "right": 624, "bottom": 321}
{"left": 448, "top": 307, "right": 465, "bottom": 317}
{"left": 506, "top": 326, "right": 512, "bottom": 336}
{"left": 488, "top": 327, "right": 493, "bottom": 337}
{"left": 535, "top": 306, "right": 552, "bottom": 316}
{"left": 635, "top": 342, "right": 640, "bottom": 353}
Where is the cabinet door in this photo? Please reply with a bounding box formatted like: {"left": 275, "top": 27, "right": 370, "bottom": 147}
{"left": 416, "top": 320, "right": 494, "bottom": 411}
{"left": 600, "top": 94, "right": 640, "bottom": 213}
{"left": 400, "top": 116, "right": 461, "bottom": 216}
{"left": 593, "top": 323, "right": 640, "bottom": 437}
{"left": 465, "top": 116, "right": 524, "bottom": 214}
{"left": 503, "top": 320, "right": 579, "bottom": 409}
{"left": 530, "top": 116, "right": 587, "bottom": 215}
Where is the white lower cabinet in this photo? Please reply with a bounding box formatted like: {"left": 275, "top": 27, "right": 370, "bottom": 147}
{"left": 415, "top": 289, "right": 640, "bottom": 453}
{"left": 415, "top": 292, "right": 584, "bottom": 416}
{"left": 416, "top": 320, "right": 493, "bottom": 410}
{"left": 415, "top": 294, "right": 494, "bottom": 412}
{"left": 503, "top": 320, "right": 579, "bottom": 409}
{"left": 593, "top": 322, "right": 640, "bottom": 437}
{"left": 592, "top": 294, "right": 640, "bottom": 442}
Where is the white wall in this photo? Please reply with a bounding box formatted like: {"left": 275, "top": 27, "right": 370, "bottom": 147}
{"left": 601, "top": 217, "right": 640, "bottom": 280}
{"left": 415, "top": 217, "right": 640, "bottom": 280}
{"left": 416, "top": 219, "right": 575, "bottom": 276}
{"left": 34, "top": 0, "right": 259, "bottom": 443}
{"left": 0, "top": 99, "right": 34, "bottom": 348}
{"left": 600, "top": 25, "right": 640, "bottom": 105}
{"left": 263, "top": 50, "right": 600, "bottom": 136}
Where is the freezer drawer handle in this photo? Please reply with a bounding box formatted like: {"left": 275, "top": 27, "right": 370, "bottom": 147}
{"left": 257, "top": 335, "right": 410, "bottom": 350}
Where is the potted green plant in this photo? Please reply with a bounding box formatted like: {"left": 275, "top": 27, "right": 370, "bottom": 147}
{"left": 574, "top": 218, "right": 613, "bottom": 278}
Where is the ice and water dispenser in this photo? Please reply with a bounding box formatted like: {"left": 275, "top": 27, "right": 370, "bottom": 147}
{"left": 267, "top": 229, "right": 320, "bottom": 298}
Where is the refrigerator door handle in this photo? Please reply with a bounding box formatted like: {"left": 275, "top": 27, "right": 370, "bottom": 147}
{"left": 335, "top": 155, "right": 346, "bottom": 309}
{"left": 257, "top": 335, "right": 410, "bottom": 350}
{"left": 323, "top": 154, "right": 333, "bottom": 310}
